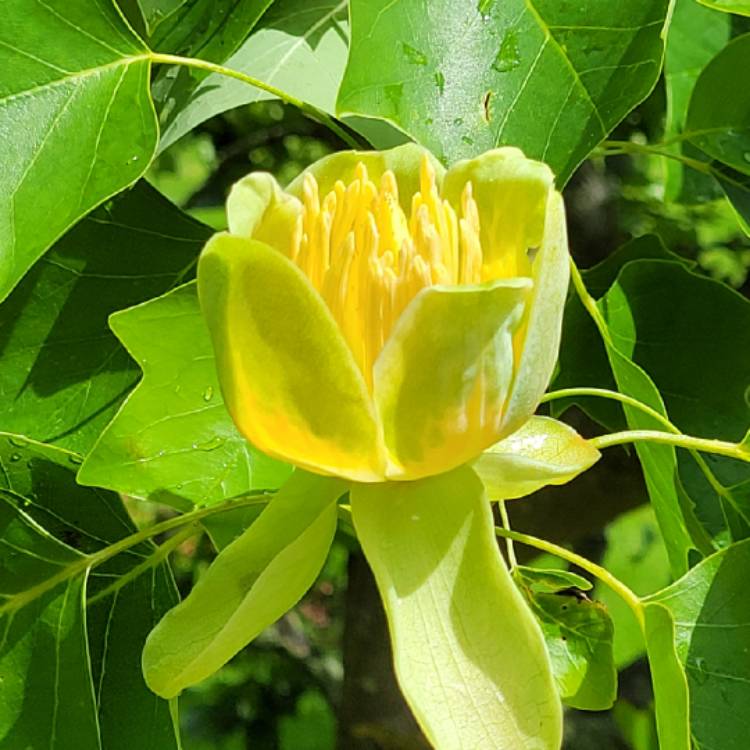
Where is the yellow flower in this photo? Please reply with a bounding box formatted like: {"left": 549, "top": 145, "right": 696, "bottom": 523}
{"left": 198, "top": 144, "right": 570, "bottom": 482}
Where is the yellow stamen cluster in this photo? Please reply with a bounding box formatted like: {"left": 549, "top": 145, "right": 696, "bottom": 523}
{"left": 287, "top": 155, "right": 484, "bottom": 385}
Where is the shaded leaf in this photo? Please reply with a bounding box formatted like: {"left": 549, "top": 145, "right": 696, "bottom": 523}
{"left": 338, "top": 0, "right": 669, "bottom": 182}
{"left": 696, "top": 0, "right": 750, "bottom": 15}
{"left": 0, "top": 182, "right": 210, "bottom": 454}
{"left": 79, "top": 282, "right": 291, "bottom": 508}
{"left": 0, "top": 0, "right": 158, "bottom": 302}
{"left": 0, "top": 434, "right": 179, "bottom": 749}
{"left": 143, "top": 471, "right": 342, "bottom": 698}
{"left": 515, "top": 566, "right": 593, "bottom": 594}
{"left": 686, "top": 33, "right": 750, "bottom": 175}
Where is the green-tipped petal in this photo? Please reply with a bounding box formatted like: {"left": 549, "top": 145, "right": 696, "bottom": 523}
{"left": 226, "top": 172, "right": 302, "bottom": 255}
{"left": 286, "top": 142, "right": 444, "bottom": 213}
{"left": 374, "top": 278, "right": 531, "bottom": 480}
{"left": 502, "top": 192, "right": 569, "bottom": 433}
{"left": 351, "top": 467, "right": 562, "bottom": 750}
{"left": 143, "top": 471, "right": 344, "bottom": 698}
{"left": 198, "top": 233, "right": 385, "bottom": 481}
{"left": 474, "top": 416, "right": 601, "bottom": 500}
{"left": 442, "top": 147, "right": 555, "bottom": 274}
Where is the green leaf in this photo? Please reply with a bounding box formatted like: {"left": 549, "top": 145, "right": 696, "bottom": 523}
{"left": 646, "top": 538, "right": 750, "bottom": 750}
{"left": 714, "top": 163, "right": 750, "bottom": 236}
{"left": 147, "top": 0, "right": 271, "bottom": 58}
{"left": 0, "top": 182, "right": 210, "bottom": 454}
{"left": 662, "top": 0, "right": 730, "bottom": 200}
{"left": 515, "top": 566, "right": 593, "bottom": 594}
{"left": 594, "top": 506, "right": 671, "bottom": 669}
{"left": 338, "top": 0, "right": 669, "bottom": 182}
{"left": 0, "top": 0, "right": 158, "bottom": 303}
{"left": 686, "top": 33, "right": 750, "bottom": 175}
{"left": 351, "top": 466, "right": 562, "bottom": 750}
{"left": 0, "top": 434, "right": 179, "bottom": 749}
{"left": 516, "top": 572, "right": 617, "bottom": 711}
{"left": 696, "top": 0, "right": 750, "bottom": 16}
{"left": 142, "top": 470, "right": 343, "bottom": 698}
{"left": 601, "top": 260, "right": 750, "bottom": 548}
{"left": 78, "top": 282, "right": 291, "bottom": 508}
{"left": 474, "top": 416, "right": 600, "bottom": 501}
{"left": 157, "top": 0, "right": 349, "bottom": 152}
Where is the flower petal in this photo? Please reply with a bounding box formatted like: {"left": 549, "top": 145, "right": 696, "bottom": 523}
{"left": 474, "top": 416, "right": 601, "bottom": 500}
{"left": 442, "top": 147, "right": 555, "bottom": 277}
{"left": 351, "top": 466, "right": 562, "bottom": 750}
{"left": 143, "top": 470, "right": 345, "bottom": 697}
{"left": 226, "top": 171, "right": 302, "bottom": 255}
{"left": 285, "top": 142, "right": 444, "bottom": 213}
{"left": 198, "top": 233, "right": 385, "bottom": 481}
{"left": 374, "top": 278, "right": 532, "bottom": 480}
{"left": 503, "top": 191, "right": 569, "bottom": 433}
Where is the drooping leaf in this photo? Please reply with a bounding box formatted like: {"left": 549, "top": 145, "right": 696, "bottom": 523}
{"left": 157, "top": 0, "right": 349, "bottom": 152}
{"left": 516, "top": 570, "right": 617, "bottom": 711}
{"left": 714, "top": 163, "right": 750, "bottom": 236}
{"left": 686, "top": 33, "right": 750, "bottom": 176}
{"left": 515, "top": 566, "right": 593, "bottom": 594}
{"left": 0, "top": 182, "right": 210, "bottom": 455}
{"left": 646, "top": 538, "right": 750, "bottom": 750}
{"left": 0, "top": 434, "right": 180, "bottom": 749}
{"left": 338, "top": 0, "right": 669, "bottom": 182}
{"left": 0, "top": 0, "right": 158, "bottom": 302}
{"left": 78, "top": 282, "right": 291, "bottom": 509}
{"left": 142, "top": 470, "right": 343, "bottom": 698}
{"left": 351, "top": 466, "right": 562, "bottom": 750}
{"left": 475, "top": 416, "right": 600, "bottom": 501}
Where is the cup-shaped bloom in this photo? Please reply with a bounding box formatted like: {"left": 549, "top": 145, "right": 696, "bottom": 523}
{"left": 198, "top": 144, "right": 569, "bottom": 482}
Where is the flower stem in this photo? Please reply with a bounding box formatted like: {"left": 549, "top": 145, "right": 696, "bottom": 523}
{"left": 148, "top": 52, "right": 363, "bottom": 149}
{"left": 590, "top": 429, "right": 750, "bottom": 462}
{"left": 497, "top": 501, "right": 517, "bottom": 568}
{"left": 494, "top": 526, "right": 645, "bottom": 630}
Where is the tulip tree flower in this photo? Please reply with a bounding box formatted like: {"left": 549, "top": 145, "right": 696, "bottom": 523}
{"left": 143, "top": 144, "right": 600, "bottom": 750}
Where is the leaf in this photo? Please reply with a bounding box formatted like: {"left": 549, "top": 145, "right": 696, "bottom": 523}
{"left": 646, "top": 538, "right": 750, "bottom": 750}
{"left": 0, "top": 433, "right": 180, "bottom": 749}
{"left": 146, "top": 0, "right": 271, "bottom": 59}
{"left": 142, "top": 470, "right": 343, "bottom": 698}
{"left": 78, "top": 282, "right": 291, "bottom": 509}
{"left": 696, "top": 0, "right": 750, "bottom": 15}
{"left": 351, "top": 466, "right": 562, "bottom": 750}
{"left": 474, "top": 416, "right": 600, "bottom": 501}
{"left": 601, "top": 260, "right": 750, "bottom": 548}
{"left": 157, "top": 0, "right": 349, "bottom": 152}
{"left": 686, "top": 33, "right": 750, "bottom": 176}
{"left": 338, "top": 0, "right": 669, "bottom": 182}
{"left": 594, "top": 506, "right": 671, "bottom": 669}
{"left": 0, "top": 0, "right": 158, "bottom": 303}
{"left": 516, "top": 571, "right": 617, "bottom": 711}
{"left": 0, "top": 182, "right": 210, "bottom": 455}
{"left": 552, "top": 235, "right": 687, "bottom": 435}
{"left": 661, "top": 0, "right": 729, "bottom": 200}
{"left": 515, "top": 566, "right": 593, "bottom": 594}
{"left": 714, "top": 163, "right": 750, "bottom": 236}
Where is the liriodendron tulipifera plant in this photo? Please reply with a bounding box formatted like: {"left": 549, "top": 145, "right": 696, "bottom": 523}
{"left": 141, "top": 143, "right": 603, "bottom": 749}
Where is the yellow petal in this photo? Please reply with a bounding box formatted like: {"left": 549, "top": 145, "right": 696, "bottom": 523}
{"left": 474, "top": 416, "right": 600, "bottom": 500}
{"left": 373, "top": 278, "right": 532, "bottom": 480}
{"left": 198, "top": 233, "right": 385, "bottom": 481}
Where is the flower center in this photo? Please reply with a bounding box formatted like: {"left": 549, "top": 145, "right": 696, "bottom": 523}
{"left": 287, "top": 155, "right": 484, "bottom": 386}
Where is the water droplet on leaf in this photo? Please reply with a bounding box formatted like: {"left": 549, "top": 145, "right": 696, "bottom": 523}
{"left": 192, "top": 436, "right": 225, "bottom": 452}
{"left": 68, "top": 454, "right": 84, "bottom": 466}
{"left": 453, "top": 117, "right": 464, "bottom": 126}
{"left": 203, "top": 386, "right": 214, "bottom": 402}
{"left": 493, "top": 30, "right": 521, "bottom": 72}
{"left": 462, "top": 135, "right": 474, "bottom": 145}
{"left": 9, "top": 453, "right": 21, "bottom": 463}
{"left": 434, "top": 70, "right": 445, "bottom": 95}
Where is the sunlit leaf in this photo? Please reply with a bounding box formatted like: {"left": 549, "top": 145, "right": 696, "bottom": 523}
{"left": 338, "top": 0, "right": 669, "bottom": 182}
{"left": 0, "top": 0, "right": 158, "bottom": 302}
